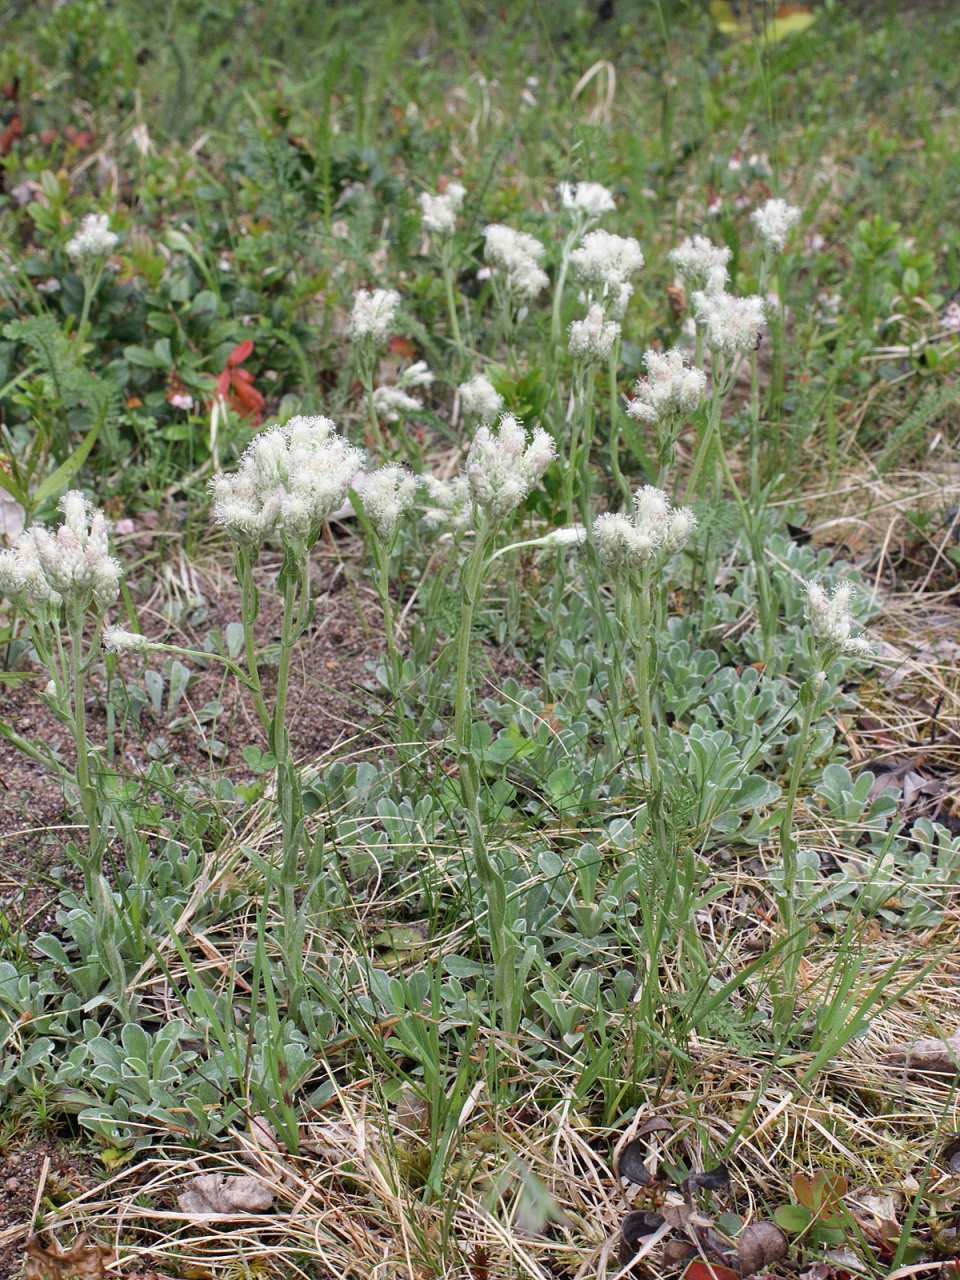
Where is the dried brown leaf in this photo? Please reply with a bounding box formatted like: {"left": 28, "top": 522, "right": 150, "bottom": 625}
{"left": 23, "top": 1234, "right": 116, "bottom": 1280}
{"left": 737, "top": 1222, "right": 790, "bottom": 1277}
{"left": 177, "top": 1174, "right": 274, "bottom": 1216}
{"left": 888, "top": 1028, "right": 960, "bottom": 1075}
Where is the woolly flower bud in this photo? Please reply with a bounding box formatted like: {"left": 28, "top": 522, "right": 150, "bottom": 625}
{"left": 59, "top": 490, "right": 90, "bottom": 538}
{"left": 568, "top": 303, "right": 620, "bottom": 364}
{"left": 661, "top": 506, "right": 698, "bottom": 556}
{"left": 668, "top": 235, "right": 731, "bottom": 291}
{"left": 571, "top": 231, "right": 644, "bottom": 303}
{"left": 92, "top": 557, "right": 122, "bottom": 610}
{"left": 466, "top": 415, "right": 556, "bottom": 520}
{"left": 626, "top": 348, "right": 706, "bottom": 427}
{"left": 558, "top": 180, "right": 616, "bottom": 218}
{"left": 399, "top": 360, "right": 434, "bottom": 389}
{"left": 691, "top": 290, "right": 766, "bottom": 359}
{"left": 482, "top": 224, "right": 549, "bottom": 300}
{"left": 363, "top": 464, "right": 419, "bottom": 543}
{"left": 103, "top": 626, "right": 152, "bottom": 655}
{"left": 751, "top": 197, "right": 801, "bottom": 254}
{"left": 348, "top": 288, "right": 401, "bottom": 345}
{"left": 372, "top": 384, "right": 423, "bottom": 423}
{"left": 458, "top": 373, "right": 504, "bottom": 423}
{"left": 65, "top": 213, "right": 118, "bottom": 265}
{"left": 418, "top": 182, "right": 465, "bottom": 236}
{"left": 804, "top": 579, "right": 871, "bottom": 659}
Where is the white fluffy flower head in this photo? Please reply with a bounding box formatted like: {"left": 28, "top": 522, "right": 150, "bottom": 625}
{"left": 372, "top": 384, "right": 423, "bottom": 423}
{"left": 466, "top": 414, "right": 556, "bottom": 520}
{"left": 558, "top": 181, "right": 616, "bottom": 220}
{"left": 571, "top": 230, "right": 643, "bottom": 318}
{"left": 210, "top": 416, "right": 362, "bottom": 548}
{"left": 421, "top": 475, "right": 474, "bottom": 532}
{"left": 626, "top": 348, "right": 706, "bottom": 427}
{"left": 458, "top": 373, "right": 504, "bottom": 423}
{"left": 66, "top": 213, "right": 118, "bottom": 265}
{"left": 668, "top": 235, "right": 731, "bottom": 291}
{"left": 805, "top": 580, "right": 872, "bottom": 660}
{"left": 593, "top": 486, "right": 697, "bottom": 581}
{"left": 348, "top": 289, "right": 401, "bottom": 346}
{"left": 419, "top": 183, "right": 466, "bottom": 236}
{"left": 568, "top": 303, "right": 620, "bottom": 364}
{"left": 751, "top": 198, "right": 801, "bottom": 254}
{"left": 691, "top": 290, "right": 766, "bottom": 358}
{"left": 399, "top": 360, "right": 434, "bottom": 389}
{"left": 362, "top": 464, "right": 418, "bottom": 543}
{"left": 483, "top": 224, "right": 549, "bottom": 301}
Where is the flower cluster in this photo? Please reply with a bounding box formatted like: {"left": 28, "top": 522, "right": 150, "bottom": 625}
{"left": 558, "top": 181, "right": 616, "bottom": 219}
{"left": 0, "top": 492, "right": 121, "bottom": 614}
{"left": 482, "top": 225, "right": 549, "bottom": 300}
{"left": 209, "top": 416, "right": 362, "bottom": 547}
{"left": 626, "top": 348, "right": 706, "bottom": 427}
{"left": 571, "top": 230, "right": 644, "bottom": 319}
{"left": 805, "top": 581, "right": 872, "bottom": 660}
{"left": 421, "top": 475, "right": 474, "bottom": 531}
{"left": 668, "top": 235, "right": 731, "bottom": 292}
{"left": 751, "top": 198, "right": 801, "bottom": 254}
{"left": 594, "top": 486, "right": 697, "bottom": 580}
{"left": 65, "top": 213, "right": 118, "bottom": 265}
{"left": 348, "top": 289, "right": 401, "bottom": 346}
{"left": 691, "top": 289, "right": 766, "bottom": 359}
{"left": 466, "top": 415, "right": 556, "bottom": 520}
{"left": 458, "top": 373, "right": 504, "bottom": 423}
{"left": 372, "top": 361, "right": 434, "bottom": 422}
{"left": 568, "top": 303, "right": 620, "bottom": 364}
{"left": 362, "top": 464, "right": 419, "bottom": 543}
{"left": 419, "top": 182, "right": 466, "bottom": 236}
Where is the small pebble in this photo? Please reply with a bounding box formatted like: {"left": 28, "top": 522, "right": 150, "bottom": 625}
{"left": 5, "top": 1178, "right": 20, "bottom": 1192}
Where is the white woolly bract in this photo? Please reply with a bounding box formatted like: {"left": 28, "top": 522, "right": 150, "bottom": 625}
{"left": 1, "top": 490, "right": 119, "bottom": 613}
{"left": 568, "top": 303, "right": 620, "bottom": 364}
{"left": 626, "top": 348, "right": 706, "bottom": 426}
{"left": 668, "top": 235, "right": 731, "bottom": 290}
{"left": 372, "top": 385, "right": 423, "bottom": 422}
{"left": 348, "top": 288, "right": 401, "bottom": 344}
{"left": 482, "top": 224, "right": 549, "bottom": 300}
{"left": 691, "top": 290, "right": 766, "bottom": 358}
{"left": 466, "top": 415, "right": 556, "bottom": 520}
{"left": 66, "top": 213, "right": 118, "bottom": 264}
{"left": 103, "top": 626, "right": 152, "bottom": 655}
{"left": 558, "top": 181, "right": 616, "bottom": 217}
{"left": 805, "top": 580, "right": 871, "bottom": 657}
{"left": 210, "top": 416, "right": 362, "bottom": 546}
{"left": 751, "top": 198, "right": 801, "bottom": 253}
{"left": 458, "top": 373, "right": 504, "bottom": 422}
{"left": 571, "top": 231, "right": 643, "bottom": 316}
{"left": 362, "top": 464, "right": 418, "bottom": 543}
{"left": 593, "top": 487, "right": 697, "bottom": 580}
{"left": 418, "top": 183, "right": 466, "bottom": 235}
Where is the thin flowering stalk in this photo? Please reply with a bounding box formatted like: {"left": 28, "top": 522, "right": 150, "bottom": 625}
{"left": 66, "top": 214, "right": 118, "bottom": 350}
{"left": 453, "top": 416, "right": 555, "bottom": 1033}
{"left": 608, "top": 337, "right": 632, "bottom": 507}
{"left": 349, "top": 289, "right": 401, "bottom": 459}
{"left": 420, "top": 184, "right": 468, "bottom": 368}
{"left": 773, "top": 580, "right": 872, "bottom": 1028}
{"left": 355, "top": 464, "right": 418, "bottom": 686}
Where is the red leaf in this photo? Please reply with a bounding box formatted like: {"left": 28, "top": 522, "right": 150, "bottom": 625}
{"left": 216, "top": 370, "right": 231, "bottom": 397}
{"left": 389, "top": 336, "right": 417, "bottom": 359}
{"left": 226, "top": 339, "right": 254, "bottom": 368}
{"left": 683, "top": 1264, "right": 739, "bottom": 1280}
